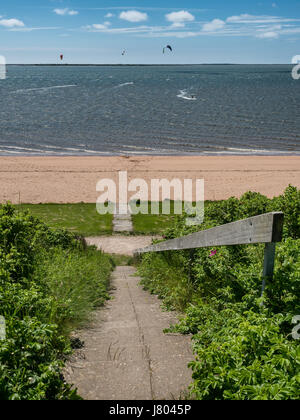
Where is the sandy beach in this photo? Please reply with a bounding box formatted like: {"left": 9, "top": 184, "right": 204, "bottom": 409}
{"left": 0, "top": 155, "right": 299, "bottom": 204}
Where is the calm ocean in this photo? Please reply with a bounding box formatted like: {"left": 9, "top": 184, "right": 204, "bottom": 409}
{"left": 0, "top": 64, "right": 299, "bottom": 156}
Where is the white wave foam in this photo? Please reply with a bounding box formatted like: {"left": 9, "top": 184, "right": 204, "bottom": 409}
{"left": 225, "top": 146, "right": 281, "bottom": 154}
{"left": 0, "top": 149, "right": 24, "bottom": 154}
{"left": 2, "top": 145, "right": 51, "bottom": 153}
{"left": 121, "top": 145, "right": 156, "bottom": 151}
{"left": 42, "top": 144, "right": 111, "bottom": 154}
{"left": 114, "top": 82, "right": 134, "bottom": 89}
{"left": 177, "top": 90, "right": 197, "bottom": 101}
{"left": 43, "top": 145, "right": 85, "bottom": 152}
{"left": 0, "top": 144, "right": 112, "bottom": 155}
{"left": 0, "top": 145, "right": 72, "bottom": 154}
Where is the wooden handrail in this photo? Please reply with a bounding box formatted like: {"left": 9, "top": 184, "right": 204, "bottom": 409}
{"left": 134, "top": 212, "right": 284, "bottom": 292}
{"left": 135, "top": 212, "right": 284, "bottom": 254}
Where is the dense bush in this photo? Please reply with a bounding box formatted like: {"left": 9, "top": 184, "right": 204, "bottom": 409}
{"left": 138, "top": 186, "right": 300, "bottom": 400}
{"left": 0, "top": 204, "right": 113, "bottom": 400}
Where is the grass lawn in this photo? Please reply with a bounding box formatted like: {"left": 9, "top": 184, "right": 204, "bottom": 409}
{"left": 13, "top": 201, "right": 190, "bottom": 236}
{"left": 16, "top": 203, "right": 113, "bottom": 236}
{"left": 131, "top": 201, "right": 184, "bottom": 235}
{"left": 132, "top": 213, "right": 176, "bottom": 234}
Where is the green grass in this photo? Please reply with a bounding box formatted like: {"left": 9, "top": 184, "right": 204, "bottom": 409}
{"left": 35, "top": 246, "right": 113, "bottom": 334}
{"left": 13, "top": 202, "right": 185, "bottom": 236}
{"left": 16, "top": 203, "right": 113, "bottom": 236}
{"left": 130, "top": 201, "right": 183, "bottom": 235}
{"left": 132, "top": 213, "right": 176, "bottom": 234}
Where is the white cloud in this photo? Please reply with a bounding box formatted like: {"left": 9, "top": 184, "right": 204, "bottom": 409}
{"left": 202, "top": 19, "right": 226, "bottom": 32}
{"left": 171, "top": 22, "right": 185, "bottom": 28}
{"left": 90, "top": 23, "right": 110, "bottom": 30}
{"left": 226, "top": 14, "right": 299, "bottom": 24}
{"left": 84, "top": 25, "right": 151, "bottom": 34}
{"left": 9, "top": 27, "right": 59, "bottom": 32}
{"left": 256, "top": 31, "right": 279, "bottom": 39}
{"left": 165, "top": 10, "right": 195, "bottom": 24}
{"left": 0, "top": 18, "right": 25, "bottom": 28}
{"left": 54, "top": 8, "right": 79, "bottom": 16}
{"left": 119, "top": 10, "right": 148, "bottom": 23}
{"left": 83, "top": 11, "right": 300, "bottom": 41}
{"left": 223, "top": 13, "right": 300, "bottom": 40}
{"left": 105, "top": 13, "right": 114, "bottom": 18}
{"left": 227, "top": 14, "right": 256, "bottom": 23}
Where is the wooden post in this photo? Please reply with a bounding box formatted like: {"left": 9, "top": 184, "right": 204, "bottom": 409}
{"left": 261, "top": 242, "right": 276, "bottom": 296}
{"left": 260, "top": 212, "right": 284, "bottom": 297}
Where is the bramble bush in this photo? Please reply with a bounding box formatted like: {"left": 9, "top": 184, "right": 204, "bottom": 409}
{"left": 0, "top": 204, "right": 113, "bottom": 400}
{"left": 138, "top": 186, "right": 300, "bottom": 400}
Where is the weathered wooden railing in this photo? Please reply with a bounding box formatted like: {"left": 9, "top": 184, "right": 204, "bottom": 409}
{"left": 134, "top": 212, "right": 284, "bottom": 293}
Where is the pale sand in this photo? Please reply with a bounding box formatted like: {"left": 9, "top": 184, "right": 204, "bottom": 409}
{"left": 0, "top": 156, "right": 299, "bottom": 204}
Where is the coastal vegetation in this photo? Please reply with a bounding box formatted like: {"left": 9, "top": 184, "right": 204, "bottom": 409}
{"left": 0, "top": 204, "right": 113, "bottom": 400}
{"left": 2, "top": 186, "right": 299, "bottom": 400}
{"left": 138, "top": 186, "right": 300, "bottom": 400}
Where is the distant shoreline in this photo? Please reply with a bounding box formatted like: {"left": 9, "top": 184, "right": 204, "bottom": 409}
{"left": 6, "top": 64, "right": 293, "bottom": 67}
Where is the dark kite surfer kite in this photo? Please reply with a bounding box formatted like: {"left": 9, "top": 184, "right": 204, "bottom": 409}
{"left": 163, "top": 45, "right": 173, "bottom": 54}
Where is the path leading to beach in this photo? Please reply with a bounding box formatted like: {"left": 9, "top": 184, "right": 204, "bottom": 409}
{"left": 65, "top": 266, "right": 193, "bottom": 400}
{"left": 113, "top": 212, "right": 133, "bottom": 233}
{"left": 85, "top": 235, "right": 160, "bottom": 256}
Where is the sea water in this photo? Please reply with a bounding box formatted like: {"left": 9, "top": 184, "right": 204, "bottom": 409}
{"left": 0, "top": 64, "right": 299, "bottom": 155}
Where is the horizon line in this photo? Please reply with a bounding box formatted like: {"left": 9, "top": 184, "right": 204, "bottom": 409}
{"left": 6, "top": 63, "right": 293, "bottom": 66}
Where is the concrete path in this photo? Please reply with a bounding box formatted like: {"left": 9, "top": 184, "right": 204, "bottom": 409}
{"left": 65, "top": 266, "right": 193, "bottom": 400}
{"left": 86, "top": 236, "right": 160, "bottom": 256}
{"left": 113, "top": 212, "right": 133, "bottom": 233}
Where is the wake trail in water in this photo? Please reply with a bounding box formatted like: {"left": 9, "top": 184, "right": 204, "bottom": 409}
{"left": 114, "top": 82, "right": 134, "bottom": 89}
{"left": 12, "top": 85, "right": 77, "bottom": 94}
{"left": 177, "top": 89, "right": 197, "bottom": 101}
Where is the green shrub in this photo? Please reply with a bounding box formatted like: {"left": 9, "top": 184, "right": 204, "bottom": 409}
{"left": 138, "top": 186, "right": 300, "bottom": 400}
{"left": 0, "top": 204, "right": 113, "bottom": 400}
{"left": 270, "top": 185, "right": 300, "bottom": 239}
{"left": 189, "top": 310, "right": 299, "bottom": 400}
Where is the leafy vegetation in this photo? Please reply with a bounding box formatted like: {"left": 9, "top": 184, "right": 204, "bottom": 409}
{"left": 138, "top": 186, "right": 300, "bottom": 400}
{"left": 0, "top": 204, "right": 113, "bottom": 400}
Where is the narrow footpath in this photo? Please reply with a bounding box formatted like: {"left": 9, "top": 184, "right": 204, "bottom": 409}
{"left": 65, "top": 266, "right": 193, "bottom": 400}
{"left": 113, "top": 212, "right": 133, "bottom": 233}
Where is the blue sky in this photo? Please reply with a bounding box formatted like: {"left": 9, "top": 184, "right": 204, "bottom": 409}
{"left": 1, "top": 0, "right": 300, "bottom": 63}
